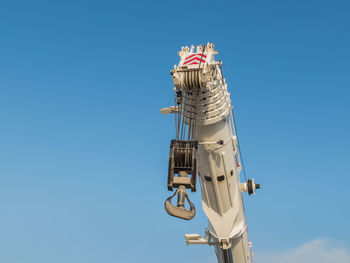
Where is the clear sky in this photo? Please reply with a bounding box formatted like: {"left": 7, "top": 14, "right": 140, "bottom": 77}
{"left": 0, "top": 0, "right": 349, "bottom": 262}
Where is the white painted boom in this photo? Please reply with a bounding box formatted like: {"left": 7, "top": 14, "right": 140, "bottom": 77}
{"left": 162, "top": 43, "right": 259, "bottom": 263}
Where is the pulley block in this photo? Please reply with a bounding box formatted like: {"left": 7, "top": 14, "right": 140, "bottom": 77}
{"left": 167, "top": 140, "right": 198, "bottom": 192}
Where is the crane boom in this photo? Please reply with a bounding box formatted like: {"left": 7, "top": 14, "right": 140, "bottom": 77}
{"left": 161, "top": 43, "right": 260, "bottom": 263}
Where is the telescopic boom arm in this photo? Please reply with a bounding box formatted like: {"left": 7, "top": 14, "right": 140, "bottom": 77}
{"left": 161, "top": 43, "right": 260, "bottom": 263}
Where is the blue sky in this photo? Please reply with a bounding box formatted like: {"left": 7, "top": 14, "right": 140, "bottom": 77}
{"left": 0, "top": 0, "right": 349, "bottom": 262}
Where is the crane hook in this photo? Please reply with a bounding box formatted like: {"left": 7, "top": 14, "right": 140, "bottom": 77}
{"left": 165, "top": 185, "right": 196, "bottom": 220}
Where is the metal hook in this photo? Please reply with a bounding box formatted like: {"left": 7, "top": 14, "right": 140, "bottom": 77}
{"left": 165, "top": 186, "right": 196, "bottom": 220}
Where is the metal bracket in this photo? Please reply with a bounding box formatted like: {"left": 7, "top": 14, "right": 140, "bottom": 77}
{"left": 185, "top": 233, "right": 216, "bottom": 246}
{"left": 160, "top": 106, "right": 180, "bottom": 114}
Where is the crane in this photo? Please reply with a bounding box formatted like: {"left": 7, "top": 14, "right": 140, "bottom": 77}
{"left": 161, "top": 43, "right": 260, "bottom": 263}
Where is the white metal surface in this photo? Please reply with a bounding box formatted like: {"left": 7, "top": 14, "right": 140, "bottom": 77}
{"left": 165, "top": 43, "right": 256, "bottom": 263}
